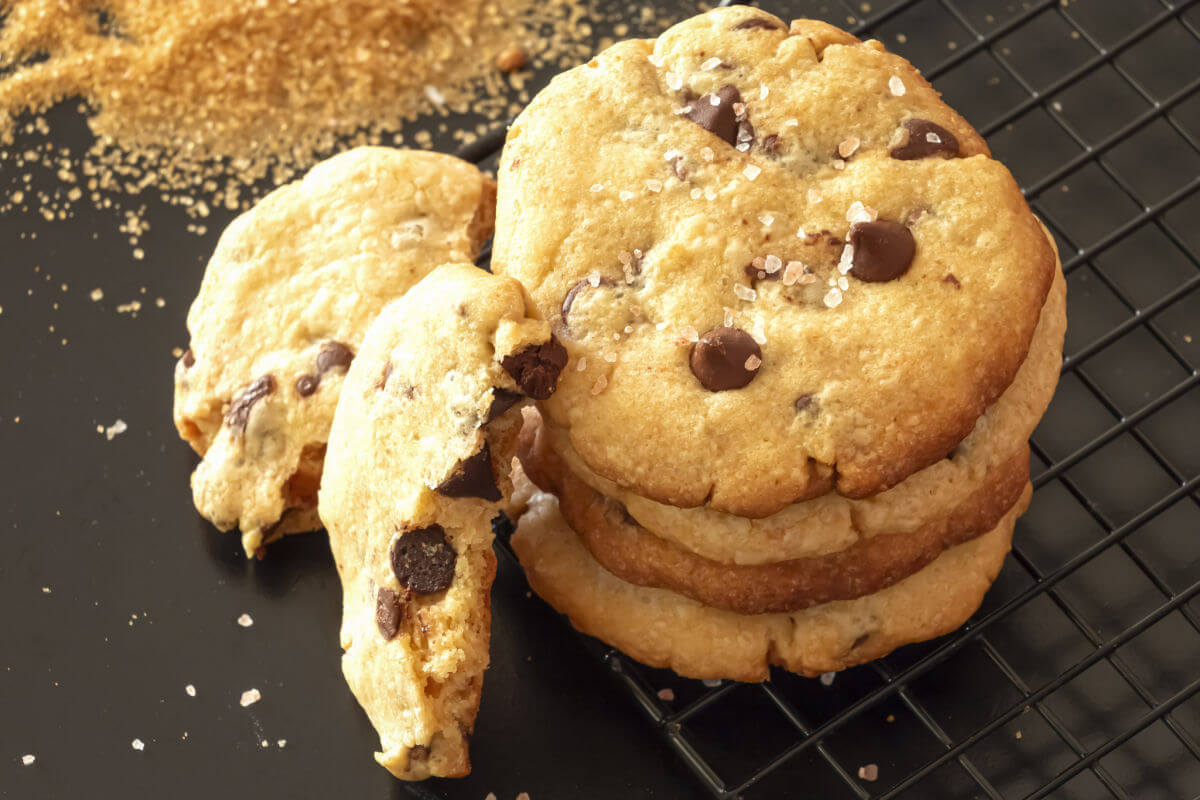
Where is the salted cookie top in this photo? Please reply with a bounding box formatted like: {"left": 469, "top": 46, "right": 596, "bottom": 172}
{"left": 319, "top": 262, "right": 565, "bottom": 779}
{"left": 494, "top": 7, "right": 1055, "bottom": 517}
{"left": 173, "top": 147, "right": 495, "bottom": 554}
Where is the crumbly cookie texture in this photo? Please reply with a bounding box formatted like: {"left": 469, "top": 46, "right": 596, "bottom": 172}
{"left": 173, "top": 147, "right": 496, "bottom": 556}
{"left": 494, "top": 6, "right": 1055, "bottom": 516}
{"left": 512, "top": 484, "right": 1028, "bottom": 681}
{"left": 319, "top": 263, "right": 566, "bottom": 781}
{"left": 538, "top": 259, "right": 1065, "bottom": 567}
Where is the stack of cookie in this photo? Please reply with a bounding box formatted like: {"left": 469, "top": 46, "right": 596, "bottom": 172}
{"left": 497, "top": 7, "right": 1065, "bottom": 681}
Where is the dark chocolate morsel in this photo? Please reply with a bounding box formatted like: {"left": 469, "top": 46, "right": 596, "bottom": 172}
{"left": 501, "top": 337, "right": 568, "bottom": 400}
{"left": 689, "top": 327, "right": 762, "bottom": 392}
{"left": 181, "top": 348, "right": 195, "bottom": 368}
{"left": 486, "top": 388, "right": 522, "bottom": 423}
{"left": 890, "top": 119, "right": 960, "bottom": 160}
{"left": 733, "top": 16, "right": 785, "bottom": 31}
{"left": 684, "top": 84, "right": 742, "bottom": 146}
{"left": 316, "top": 340, "right": 354, "bottom": 374}
{"left": 226, "top": 374, "right": 276, "bottom": 433}
{"left": 848, "top": 220, "right": 916, "bottom": 283}
{"left": 295, "top": 374, "right": 319, "bottom": 397}
{"left": 561, "top": 276, "right": 615, "bottom": 330}
{"left": 375, "top": 587, "right": 403, "bottom": 640}
{"left": 436, "top": 443, "right": 502, "bottom": 502}
{"left": 390, "top": 525, "right": 457, "bottom": 595}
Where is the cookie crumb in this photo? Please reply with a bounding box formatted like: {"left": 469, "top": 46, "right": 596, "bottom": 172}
{"left": 819, "top": 672, "right": 836, "bottom": 686}
{"left": 589, "top": 183, "right": 604, "bottom": 193}
{"left": 131, "top": 739, "right": 145, "bottom": 751}
{"left": 105, "top": 419, "right": 128, "bottom": 440}
{"left": 657, "top": 688, "right": 675, "bottom": 701}
{"left": 496, "top": 46, "right": 527, "bottom": 72}
{"left": 590, "top": 375, "right": 608, "bottom": 395}
{"left": 702, "top": 679, "right": 722, "bottom": 688}
{"left": 240, "top": 688, "right": 262, "bottom": 707}
{"left": 758, "top": 213, "right": 774, "bottom": 227}
{"left": 90, "top": 288, "right": 104, "bottom": 301}
{"left": 700, "top": 57, "right": 722, "bottom": 70}
{"left": 575, "top": 357, "right": 588, "bottom": 372}
{"left": 742, "top": 164, "right": 762, "bottom": 181}
{"left": 186, "top": 684, "right": 197, "bottom": 697}
{"left": 888, "top": 75, "right": 906, "bottom": 96}
{"left": 21, "top": 754, "right": 35, "bottom": 766}
{"left": 277, "top": 739, "right": 287, "bottom": 748}
{"left": 858, "top": 764, "right": 879, "bottom": 781}
{"left": 837, "top": 136, "right": 860, "bottom": 158}
{"left": 41, "top": 586, "right": 51, "bottom": 594}
{"left": 237, "top": 613, "right": 254, "bottom": 628}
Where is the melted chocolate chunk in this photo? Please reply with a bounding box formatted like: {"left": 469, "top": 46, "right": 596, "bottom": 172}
{"left": 436, "top": 444, "right": 502, "bottom": 502}
{"left": 295, "top": 374, "right": 319, "bottom": 397}
{"left": 733, "top": 16, "right": 785, "bottom": 31}
{"left": 561, "top": 277, "right": 616, "bottom": 330}
{"left": 848, "top": 220, "right": 916, "bottom": 283}
{"left": 375, "top": 587, "right": 403, "bottom": 640}
{"left": 486, "top": 388, "right": 522, "bottom": 423}
{"left": 890, "top": 119, "right": 960, "bottom": 160}
{"left": 181, "top": 348, "right": 195, "bottom": 368}
{"left": 390, "top": 525, "right": 457, "bottom": 595}
{"left": 501, "top": 337, "right": 568, "bottom": 400}
{"left": 684, "top": 84, "right": 742, "bottom": 146}
{"left": 226, "top": 374, "right": 276, "bottom": 433}
{"left": 689, "top": 327, "right": 762, "bottom": 391}
{"left": 316, "top": 340, "right": 354, "bottom": 374}
{"left": 794, "top": 394, "right": 818, "bottom": 414}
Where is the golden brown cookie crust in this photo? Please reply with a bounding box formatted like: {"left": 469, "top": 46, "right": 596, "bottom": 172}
{"left": 495, "top": 7, "right": 1054, "bottom": 516}
{"left": 519, "top": 413, "right": 1028, "bottom": 615}
{"left": 512, "top": 485, "right": 1028, "bottom": 681}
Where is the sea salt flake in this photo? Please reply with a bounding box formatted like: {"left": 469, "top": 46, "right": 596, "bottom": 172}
{"left": 764, "top": 255, "right": 783, "bottom": 274}
{"left": 104, "top": 419, "right": 127, "bottom": 440}
{"left": 824, "top": 287, "right": 844, "bottom": 308}
{"left": 702, "top": 679, "right": 722, "bottom": 688}
{"left": 186, "top": 684, "right": 196, "bottom": 696}
{"left": 587, "top": 271, "right": 601, "bottom": 288}
{"left": 837, "top": 136, "right": 861, "bottom": 158}
{"left": 422, "top": 85, "right": 445, "bottom": 106}
{"left": 888, "top": 75, "right": 906, "bottom": 96}
{"left": 663, "top": 149, "right": 680, "bottom": 162}
{"left": 277, "top": 740, "right": 287, "bottom": 748}
{"left": 678, "top": 325, "right": 699, "bottom": 344}
{"left": 733, "top": 284, "right": 757, "bottom": 302}
{"left": 655, "top": 322, "right": 668, "bottom": 331}
{"left": 837, "top": 244, "right": 856, "bottom": 274}
{"left": 648, "top": 54, "right": 664, "bottom": 67}
{"left": 603, "top": 352, "right": 617, "bottom": 363}
{"left": 796, "top": 226, "right": 807, "bottom": 239}
{"left": 758, "top": 213, "right": 774, "bottom": 227}
{"left": 759, "top": 85, "right": 769, "bottom": 100}
{"left": 846, "top": 201, "right": 877, "bottom": 224}
{"left": 665, "top": 71, "right": 683, "bottom": 91}
{"left": 723, "top": 307, "right": 735, "bottom": 327}
{"left": 21, "top": 754, "right": 35, "bottom": 766}
{"left": 240, "top": 688, "right": 262, "bottom": 707}
{"left": 703, "top": 187, "right": 717, "bottom": 201}
{"left": 926, "top": 132, "right": 942, "bottom": 144}
{"left": 619, "top": 190, "right": 634, "bottom": 202}
{"left": 743, "top": 164, "right": 762, "bottom": 181}
{"left": 832, "top": 158, "right": 846, "bottom": 170}
{"left": 590, "top": 375, "right": 608, "bottom": 395}
{"left": 576, "top": 357, "right": 588, "bottom": 372}
{"left": 701, "top": 57, "right": 722, "bottom": 70}
{"left": 700, "top": 146, "right": 714, "bottom": 162}
{"left": 744, "top": 354, "right": 761, "bottom": 370}
{"left": 838, "top": 276, "right": 849, "bottom": 291}
{"left": 645, "top": 179, "right": 663, "bottom": 193}
{"left": 732, "top": 102, "right": 746, "bottom": 117}
{"left": 709, "top": 94, "right": 722, "bottom": 106}
{"left": 589, "top": 183, "right": 604, "bottom": 193}
{"left": 807, "top": 188, "right": 823, "bottom": 203}
{"left": 782, "top": 261, "right": 807, "bottom": 285}
{"left": 131, "top": 739, "right": 145, "bottom": 751}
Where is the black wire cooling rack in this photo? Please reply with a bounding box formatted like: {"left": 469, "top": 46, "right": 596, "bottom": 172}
{"left": 471, "top": 1, "right": 1200, "bottom": 797}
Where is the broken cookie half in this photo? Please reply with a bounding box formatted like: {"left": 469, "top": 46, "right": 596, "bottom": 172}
{"left": 318, "top": 263, "right": 566, "bottom": 779}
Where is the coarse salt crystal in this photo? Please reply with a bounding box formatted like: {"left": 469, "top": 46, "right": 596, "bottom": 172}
{"left": 665, "top": 72, "right": 683, "bottom": 91}
{"left": 690, "top": 187, "right": 703, "bottom": 200}
{"left": 700, "top": 146, "right": 714, "bottom": 162}
{"left": 619, "top": 190, "right": 634, "bottom": 202}
{"left": 743, "top": 164, "right": 762, "bottom": 181}
{"left": 703, "top": 187, "right": 717, "bottom": 201}
{"left": 837, "top": 136, "right": 861, "bottom": 158}
{"left": 663, "top": 149, "right": 680, "bottom": 162}
{"left": 759, "top": 213, "right": 774, "bottom": 226}
{"left": 240, "top": 688, "right": 261, "bottom": 707}
{"left": 926, "top": 132, "right": 942, "bottom": 144}
{"left": 764, "top": 255, "right": 782, "bottom": 274}
{"left": 646, "top": 179, "right": 663, "bottom": 192}
{"left": 723, "top": 307, "right": 735, "bottom": 327}
{"left": 807, "top": 188, "right": 823, "bottom": 203}
{"left": 701, "top": 57, "right": 722, "bottom": 70}
{"left": 782, "top": 261, "right": 807, "bottom": 285}
{"left": 603, "top": 352, "right": 617, "bottom": 363}
{"left": 576, "top": 357, "right": 588, "bottom": 372}
{"left": 589, "top": 183, "right": 604, "bottom": 192}
{"left": 277, "top": 740, "right": 287, "bottom": 748}
{"left": 679, "top": 325, "right": 699, "bottom": 343}
{"left": 732, "top": 102, "right": 746, "bottom": 116}
{"left": 888, "top": 75, "right": 906, "bottom": 96}
{"left": 21, "top": 754, "right": 35, "bottom": 766}
{"left": 131, "top": 739, "right": 145, "bottom": 751}
{"left": 824, "top": 287, "right": 844, "bottom": 308}
{"left": 733, "top": 284, "right": 757, "bottom": 302}
{"left": 832, "top": 158, "right": 846, "bottom": 170}
{"left": 796, "top": 226, "right": 807, "bottom": 239}
{"left": 105, "top": 419, "right": 127, "bottom": 440}
{"left": 590, "top": 375, "right": 608, "bottom": 395}
{"left": 709, "top": 94, "right": 722, "bottom": 106}
{"left": 838, "top": 244, "right": 856, "bottom": 274}
{"left": 186, "top": 684, "right": 196, "bottom": 697}
{"left": 846, "top": 201, "right": 877, "bottom": 224}
{"left": 785, "top": 118, "right": 800, "bottom": 128}
{"left": 819, "top": 672, "right": 836, "bottom": 686}
{"left": 759, "top": 85, "right": 769, "bottom": 100}
{"left": 587, "top": 271, "right": 601, "bottom": 288}
{"left": 744, "top": 354, "right": 761, "bottom": 370}
{"left": 838, "top": 276, "right": 849, "bottom": 291}
{"left": 237, "top": 613, "right": 253, "bottom": 627}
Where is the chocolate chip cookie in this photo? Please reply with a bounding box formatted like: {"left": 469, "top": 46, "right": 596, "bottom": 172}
{"left": 494, "top": 6, "right": 1055, "bottom": 517}
{"left": 318, "top": 263, "right": 565, "bottom": 780}
{"left": 173, "top": 147, "right": 496, "bottom": 555}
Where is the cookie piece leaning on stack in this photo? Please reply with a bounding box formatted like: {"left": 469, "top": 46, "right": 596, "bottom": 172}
{"left": 496, "top": 7, "right": 1066, "bottom": 681}
{"left": 319, "top": 263, "right": 566, "bottom": 779}
{"left": 174, "top": 147, "right": 496, "bottom": 556}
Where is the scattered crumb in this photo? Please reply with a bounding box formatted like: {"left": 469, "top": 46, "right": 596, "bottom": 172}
{"left": 185, "top": 684, "right": 196, "bottom": 697}
{"left": 240, "top": 688, "right": 262, "bottom": 707}
{"left": 237, "top": 613, "right": 254, "bottom": 628}
{"left": 702, "top": 679, "right": 722, "bottom": 688}
{"left": 496, "top": 46, "right": 528, "bottom": 73}
{"left": 1015, "top": 730, "right": 1023, "bottom": 740}
{"left": 104, "top": 419, "right": 127, "bottom": 440}
{"left": 116, "top": 300, "right": 142, "bottom": 314}
{"left": 656, "top": 688, "right": 675, "bottom": 702}
{"left": 131, "top": 738, "right": 145, "bottom": 751}
{"left": 516, "top": 794, "right": 531, "bottom": 800}
{"left": 21, "top": 754, "right": 35, "bottom": 766}
{"left": 886, "top": 714, "right": 895, "bottom": 723}
{"left": 485, "top": 793, "right": 497, "bottom": 800}
{"left": 41, "top": 586, "right": 51, "bottom": 594}
{"left": 819, "top": 672, "right": 836, "bottom": 686}
{"left": 90, "top": 288, "right": 103, "bottom": 301}
{"left": 276, "top": 739, "right": 287, "bottom": 748}
{"left": 260, "top": 739, "right": 269, "bottom": 748}
{"left": 858, "top": 763, "right": 879, "bottom": 781}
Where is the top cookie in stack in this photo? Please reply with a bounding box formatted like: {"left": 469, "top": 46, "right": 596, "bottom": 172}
{"left": 496, "top": 7, "right": 1064, "bottom": 680}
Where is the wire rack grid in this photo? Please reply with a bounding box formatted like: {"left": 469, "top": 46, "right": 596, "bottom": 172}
{"left": 468, "top": 1, "right": 1200, "bottom": 797}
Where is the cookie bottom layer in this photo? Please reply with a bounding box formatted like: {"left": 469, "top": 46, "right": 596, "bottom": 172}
{"left": 512, "top": 485, "right": 1027, "bottom": 681}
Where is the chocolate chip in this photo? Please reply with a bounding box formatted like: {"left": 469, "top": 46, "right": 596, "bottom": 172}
{"left": 181, "top": 348, "right": 195, "bottom": 368}
{"left": 226, "top": 374, "right": 275, "bottom": 433}
{"left": 671, "top": 155, "right": 687, "bottom": 180}
{"left": 436, "top": 444, "right": 501, "bottom": 502}
{"left": 942, "top": 273, "right": 961, "bottom": 289}
{"left": 390, "top": 525, "right": 457, "bottom": 595}
{"left": 848, "top": 220, "right": 916, "bottom": 283}
{"left": 794, "top": 394, "right": 817, "bottom": 414}
{"left": 733, "top": 16, "right": 784, "bottom": 31}
{"left": 689, "top": 327, "right": 761, "bottom": 391}
{"left": 561, "top": 277, "right": 615, "bottom": 330}
{"left": 501, "top": 337, "right": 568, "bottom": 400}
{"left": 486, "top": 388, "right": 522, "bottom": 423}
{"left": 890, "top": 119, "right": 960, "bottom": 160}
{"left": 295, "top": 374, "right": 319, "bottom": 397}
{"left": 761, "top": 134, "right": 780, "bottom": 156}
{"left": 684, "top": 84, "right": 742, "bottom": 146}
{"left": 316, "top": 341, "right": 354, "bottom": 374}
{"left": 376, "top": 587, "right": 403, "bottom": 639}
